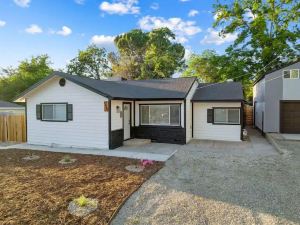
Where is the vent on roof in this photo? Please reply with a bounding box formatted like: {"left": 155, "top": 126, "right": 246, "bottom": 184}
{"left": 106, "top": 76, "right": 127, "bottom": 81}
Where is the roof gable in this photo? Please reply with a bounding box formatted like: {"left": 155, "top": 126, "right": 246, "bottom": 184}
{"left": 254, "top": 59, "right": 300, "bottom": 85}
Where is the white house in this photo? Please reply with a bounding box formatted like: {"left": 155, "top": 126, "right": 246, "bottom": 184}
{"left": 15, "top": 72, "right": 244, "bottom": 149}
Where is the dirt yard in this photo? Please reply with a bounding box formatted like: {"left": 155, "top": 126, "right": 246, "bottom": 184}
{"left": 0, "top": 149, "right": 163, "bottom": 225}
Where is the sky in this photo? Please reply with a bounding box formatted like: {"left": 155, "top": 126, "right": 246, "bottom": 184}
{"left": 0, "top": 0, "right": 238, "bottom": 70}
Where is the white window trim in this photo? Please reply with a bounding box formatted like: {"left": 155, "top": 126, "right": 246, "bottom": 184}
{"left": 213, "top": 108, "right": 241, "bottom": 125}
{"left": 41, "top": 103, "right": 67, "bottom": 122}
{"left": 140, "top": 104, "right": 181, "bottom": 126}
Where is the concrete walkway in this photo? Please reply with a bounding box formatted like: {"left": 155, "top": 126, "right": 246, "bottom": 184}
{"left": 0, "top": 143, "right": 176, "bottom": 162}
{"left": 112, "top": 128, "right": 300, "bottom": 225}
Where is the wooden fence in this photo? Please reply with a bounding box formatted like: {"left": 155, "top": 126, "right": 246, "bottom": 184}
{"left": 243, "top": 105, "right": 253, "bottom": 126}
{"left": 0, "top": 114, "right": 26, "bottom": 142}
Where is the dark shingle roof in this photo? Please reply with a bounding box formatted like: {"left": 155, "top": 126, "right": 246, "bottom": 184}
{"left": 192, "top": 82, "right": 244, "bottom": 101}
{"left": 16, "top": 72, "right": 197, "bottom": 100}
{"left": 0, "top": 100, "right": 24, "bottom": 108}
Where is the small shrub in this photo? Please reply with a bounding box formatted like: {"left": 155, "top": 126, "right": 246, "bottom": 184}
{"left": 62, "top": 155, "right": 72, "bottom": 162}
{"left": 74, "top": 195, "right": 89, "bottom": 207}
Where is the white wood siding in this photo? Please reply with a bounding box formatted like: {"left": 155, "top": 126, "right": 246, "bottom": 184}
{"left": 185, "top": 81, "right": 198, "bottom": 143}
{"left": 193, "top": 102, "right": 241, "bottom": 141}
{"left": 26, "top": 77, "right": 109, "bottom": 149}
{"left": 134, "top": 100, "right": 184, "bottom": 127}
{"left": 111, "top": 100, "right": 134, "bottom": 131}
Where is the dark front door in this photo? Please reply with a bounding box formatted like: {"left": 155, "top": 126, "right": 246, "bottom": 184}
{"left": 280, "top": 101, "right": 300, "bottom": 133}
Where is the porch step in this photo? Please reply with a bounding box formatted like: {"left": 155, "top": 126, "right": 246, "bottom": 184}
{"left": 123, "top": 139, "right": 151, "bottom": 147}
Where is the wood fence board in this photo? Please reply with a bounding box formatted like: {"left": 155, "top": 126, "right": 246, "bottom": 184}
{"left": 0, "top": 114, "right": 26, "bottom": 142}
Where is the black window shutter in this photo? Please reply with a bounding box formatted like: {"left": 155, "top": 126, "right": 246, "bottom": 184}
{"left": 36, "top": 104, "right": 41, "bottom": 120}
{"left": 207, "top": 109, "right": 213, "bottom": 123}
{"left": 67, "top": 104, "right": 73, "bottom": 121}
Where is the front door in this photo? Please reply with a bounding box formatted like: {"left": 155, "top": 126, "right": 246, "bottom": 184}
{"left": 123, "top": 103, "right": 131, "bottom": 140}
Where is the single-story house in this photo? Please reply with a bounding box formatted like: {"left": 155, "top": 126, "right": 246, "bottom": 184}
{"left": 15, "top": 72, "right": 244, "bottom": 149}
{"left": 0, "top": 100, "right": 25, "bottom": 114}
{"left": 253, "top": 59, "right": 300, "bottom": 133}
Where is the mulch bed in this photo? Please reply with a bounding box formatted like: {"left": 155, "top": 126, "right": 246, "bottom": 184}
{"left": 0, "top": 149, "right": 163, "bottom": 225}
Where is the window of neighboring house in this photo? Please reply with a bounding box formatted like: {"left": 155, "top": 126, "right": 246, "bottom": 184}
{"left": 283, "top": 69, "right": 299, "bottom": 79}
{"left": 213, "top": 108, "right": 240, "bottom": 125}
{"left": 41, "top": 103, "right": 67, "bottom": 121}
{"left": 140, "top": 104, "right": 180, "bottom": 126}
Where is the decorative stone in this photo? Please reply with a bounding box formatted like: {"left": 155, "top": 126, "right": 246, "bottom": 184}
{"left": 22, "top": 155, "right": 40, "bottom": 161}
{"left": 59, "top": 158, "right": 77, "bottom": 164}
{"left": 68, "top": 198, "right": 98, "bottom": 217}
{"left": 125, "top": 165, "right": 144, "bottom": 173}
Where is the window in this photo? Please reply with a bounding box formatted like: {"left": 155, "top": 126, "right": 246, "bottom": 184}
{"left": 214, "top": 108, "right": 240, "bottom": 125}
{"left": 283, "top": 69, "right": 299, "bottom": 79}
{"left": 41, "top": 103, "right": 67, "bottom": 121}
{"left": 291, "top": 69, "right": 299, "bottom": 79}
{"left": 140, "top": 104, "right": 180, "bottom": 126}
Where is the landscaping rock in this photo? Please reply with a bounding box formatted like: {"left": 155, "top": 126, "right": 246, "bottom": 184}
{"left": 68, "top": 198, "right": 98, "bottom": 217}
{"left": 125, "top": 165, "right": 144, "bottom": 173}
{"left": 22, "top": 155, "right": 40, "bottom": 161}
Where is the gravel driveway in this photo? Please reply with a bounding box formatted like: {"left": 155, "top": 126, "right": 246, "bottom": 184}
{"left": 112, "top": 128, "right": 300, "bottom": 225}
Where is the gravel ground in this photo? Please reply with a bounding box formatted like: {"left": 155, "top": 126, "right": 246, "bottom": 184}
{"left": 112, "top": 128, "right": 300, "bottom": 225}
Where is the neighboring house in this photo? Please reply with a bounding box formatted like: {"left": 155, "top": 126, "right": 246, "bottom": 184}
{"left": 253, "top": 59, "right": 300, "bottom": 134}
{"left": 15, "top": 72, "right": 244, "bottom": 149}
{"left": 0, "top": 100, "right": 25, "bottom": 114}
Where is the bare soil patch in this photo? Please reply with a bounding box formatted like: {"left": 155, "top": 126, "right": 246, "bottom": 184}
{"left": 0, "top": 149, "right": 163, "bottom": 225}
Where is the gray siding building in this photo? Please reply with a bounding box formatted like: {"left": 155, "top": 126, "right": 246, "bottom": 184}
{"left": 253, "top": 60, "right": 300, "bottom": 133}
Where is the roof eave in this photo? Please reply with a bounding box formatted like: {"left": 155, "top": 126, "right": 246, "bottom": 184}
{"left": 14, "top": 72, "right": 113, "bottom": 102}
{"left": 191, "top": 99, "right": 244, "bottom": 102}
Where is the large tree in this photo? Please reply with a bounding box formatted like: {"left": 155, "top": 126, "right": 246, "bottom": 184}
{"left": 109, "top": 28, "right": 185, "bottom": 80}
{"left": 67, "top": 45, "right": 111, "bottom": 79}
{"left": 214, "top": 0, "right": 300, "bottom": 78}
{"left": 183, "top": 50, "right": 253, "bottom": 100}
{"left": 0, "top": 55, "right": 53, "bottom": 101}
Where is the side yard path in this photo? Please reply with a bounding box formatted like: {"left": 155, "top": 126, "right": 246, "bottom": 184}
{"left": 112, "top": 128, "right": 300, "bottom": 225}
{"left": 0, "top": 149, "right": 163, "bottom": 225}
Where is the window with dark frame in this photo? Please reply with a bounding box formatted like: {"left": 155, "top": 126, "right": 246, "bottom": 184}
{"left": 41, "top": 103, "right": 67, "bottom": 121}
{"left": 213, "top": 108, "right": 240, "bottom": 125}
{"left": 140, "top": 104, "right": 180, "bottom": 126}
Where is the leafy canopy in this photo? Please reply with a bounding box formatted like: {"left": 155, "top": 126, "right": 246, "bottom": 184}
{"left": 67, "top": 44, "right": 111, "bottom": 79}
{"left": 183, "top": 50, "right": 253, "bottom": 100}
{"left": 109, "top": 28, "right": 185, "bottom": 80}
{"left": 214, "top": 0, "right": 300, "bottom": 77}
{"left": 0, "top": 55, "right": 53, "bottom": 101}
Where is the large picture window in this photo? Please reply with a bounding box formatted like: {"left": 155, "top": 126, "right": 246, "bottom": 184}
{"left": 140, "top": 104, "right": 180, "bottom": 126}
{"left": 41, "top": 103, "right": 67, "bottom": 121}
{"left": 214, "top": 108, "right": 240, "bottom": 125}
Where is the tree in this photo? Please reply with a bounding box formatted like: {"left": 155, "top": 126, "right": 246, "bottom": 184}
{"left": 214, "top": 0, "right": 300, "bottom": 78}
{"left": 183, "top": 50, "right": 225, "bottom": 83}
{"left": 0, "top": 55, "right": 53, "bottom": 101}
{"left": 183, "top": 50, "right": 253, "bottom": 100}
{"left": 109, "top": 28, "right": 185, "bottom": 80}
{"left": 67, "top": 45, "right": 111, "bottom": 79}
